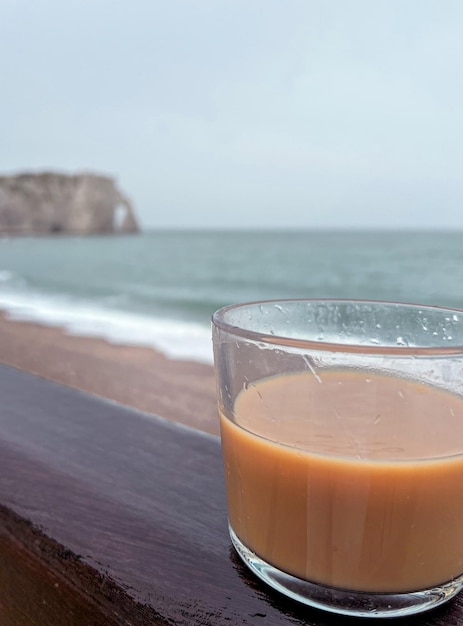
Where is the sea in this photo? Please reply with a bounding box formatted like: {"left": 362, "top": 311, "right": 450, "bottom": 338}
{"left": 0, "top": 229, "right": 462, "bottom": 365}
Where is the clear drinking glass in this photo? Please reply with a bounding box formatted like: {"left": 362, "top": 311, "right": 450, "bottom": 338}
{"left": 212, "top": 299, "right": 463, "bottom": 618}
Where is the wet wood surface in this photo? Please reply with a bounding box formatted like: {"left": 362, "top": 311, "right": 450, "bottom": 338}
{"left": 0, "top": 364, "right": 462, "bottom": 625}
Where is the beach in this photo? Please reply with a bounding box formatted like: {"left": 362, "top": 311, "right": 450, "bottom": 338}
{"left": 1, "top": 230, "right": 463, "bottom": 440}
{"left": 0, "top": 312, "right": 219, "bottom": 436}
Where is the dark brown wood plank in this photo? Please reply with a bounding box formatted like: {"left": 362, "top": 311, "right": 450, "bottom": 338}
{"left": 0, "top": 523, "right": 121, "bottom": 626}
{"left": 0, "top": 363, "right": 462, "bottom": 625}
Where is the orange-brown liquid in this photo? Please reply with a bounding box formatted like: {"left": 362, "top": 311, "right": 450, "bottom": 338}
{"left": 220, "top": 370, "right": 463, "bottom": 592}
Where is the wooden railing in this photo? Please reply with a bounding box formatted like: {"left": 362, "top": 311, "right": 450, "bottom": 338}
{"left": 0, "top": 363, "right": 462, "bottom": 625}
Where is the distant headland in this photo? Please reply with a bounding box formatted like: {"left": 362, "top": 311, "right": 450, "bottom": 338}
{"left": 0, "top": 171, "right": 139, "bottom": 235}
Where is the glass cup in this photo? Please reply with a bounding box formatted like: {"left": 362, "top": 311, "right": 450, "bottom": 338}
{"left": 212, "top": 299, "right": 463, "bottom": 618}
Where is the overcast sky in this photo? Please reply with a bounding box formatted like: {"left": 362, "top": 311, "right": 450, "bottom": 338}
{"left": 1, "top": 1, "right": 462, "bottom": 229}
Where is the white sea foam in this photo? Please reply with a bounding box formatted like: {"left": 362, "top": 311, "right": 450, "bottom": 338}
{"left": 0, "top": 290, "right": 214, "bottom": 364}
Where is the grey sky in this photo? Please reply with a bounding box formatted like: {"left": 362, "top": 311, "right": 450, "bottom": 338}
{"left": 1, "top": 1, "right": 462, "bottom": 229}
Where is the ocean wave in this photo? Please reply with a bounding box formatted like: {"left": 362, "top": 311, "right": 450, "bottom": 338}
{"left": 0, "top": 289, "right": 213, "bottom": 364}
{"left": 0, "top": 269, "right": 27, "bottom": 287}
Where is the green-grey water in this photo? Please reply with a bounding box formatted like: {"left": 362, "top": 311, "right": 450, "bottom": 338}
{"left": 0, "top": 230, "right": 462, "bottom": 362}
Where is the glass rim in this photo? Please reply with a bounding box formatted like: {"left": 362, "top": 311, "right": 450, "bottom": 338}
{"left": 211, "top": 298, "right": 463, "bottom": 356}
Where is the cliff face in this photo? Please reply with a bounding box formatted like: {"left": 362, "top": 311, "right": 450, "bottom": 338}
{"left": 0, "top": 172, "right": 139, "bottom": 235}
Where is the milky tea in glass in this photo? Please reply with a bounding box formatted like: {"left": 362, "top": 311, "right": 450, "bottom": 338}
{"left": 212, "top": 300, "right": 463, "bottom": 618}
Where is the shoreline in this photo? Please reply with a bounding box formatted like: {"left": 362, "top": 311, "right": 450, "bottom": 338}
{"left": 0, "top": 312, "right": 219, "bottom": 436}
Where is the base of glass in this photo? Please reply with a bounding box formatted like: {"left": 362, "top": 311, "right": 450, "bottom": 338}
{"left": 229, "top": 525, "right": 463, "bottom": 618}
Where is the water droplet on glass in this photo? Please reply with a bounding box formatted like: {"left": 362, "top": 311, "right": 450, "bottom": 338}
{"left": 374, "top": 414, "right": 381, "bottom": 424}
{"left": 274, "top": 304, "right": 284, "bottom": 313}
{"left": 453, "top": 314, "right": 459, "bottom": 322}
{"left": 398, "top": 390, "right": 405, "bottom": 399}
{"left": 396, "top": 336, "right": 409, "bottom": 346}
{"left": 365, "top": 378, "right": 371, "bottom": 383}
